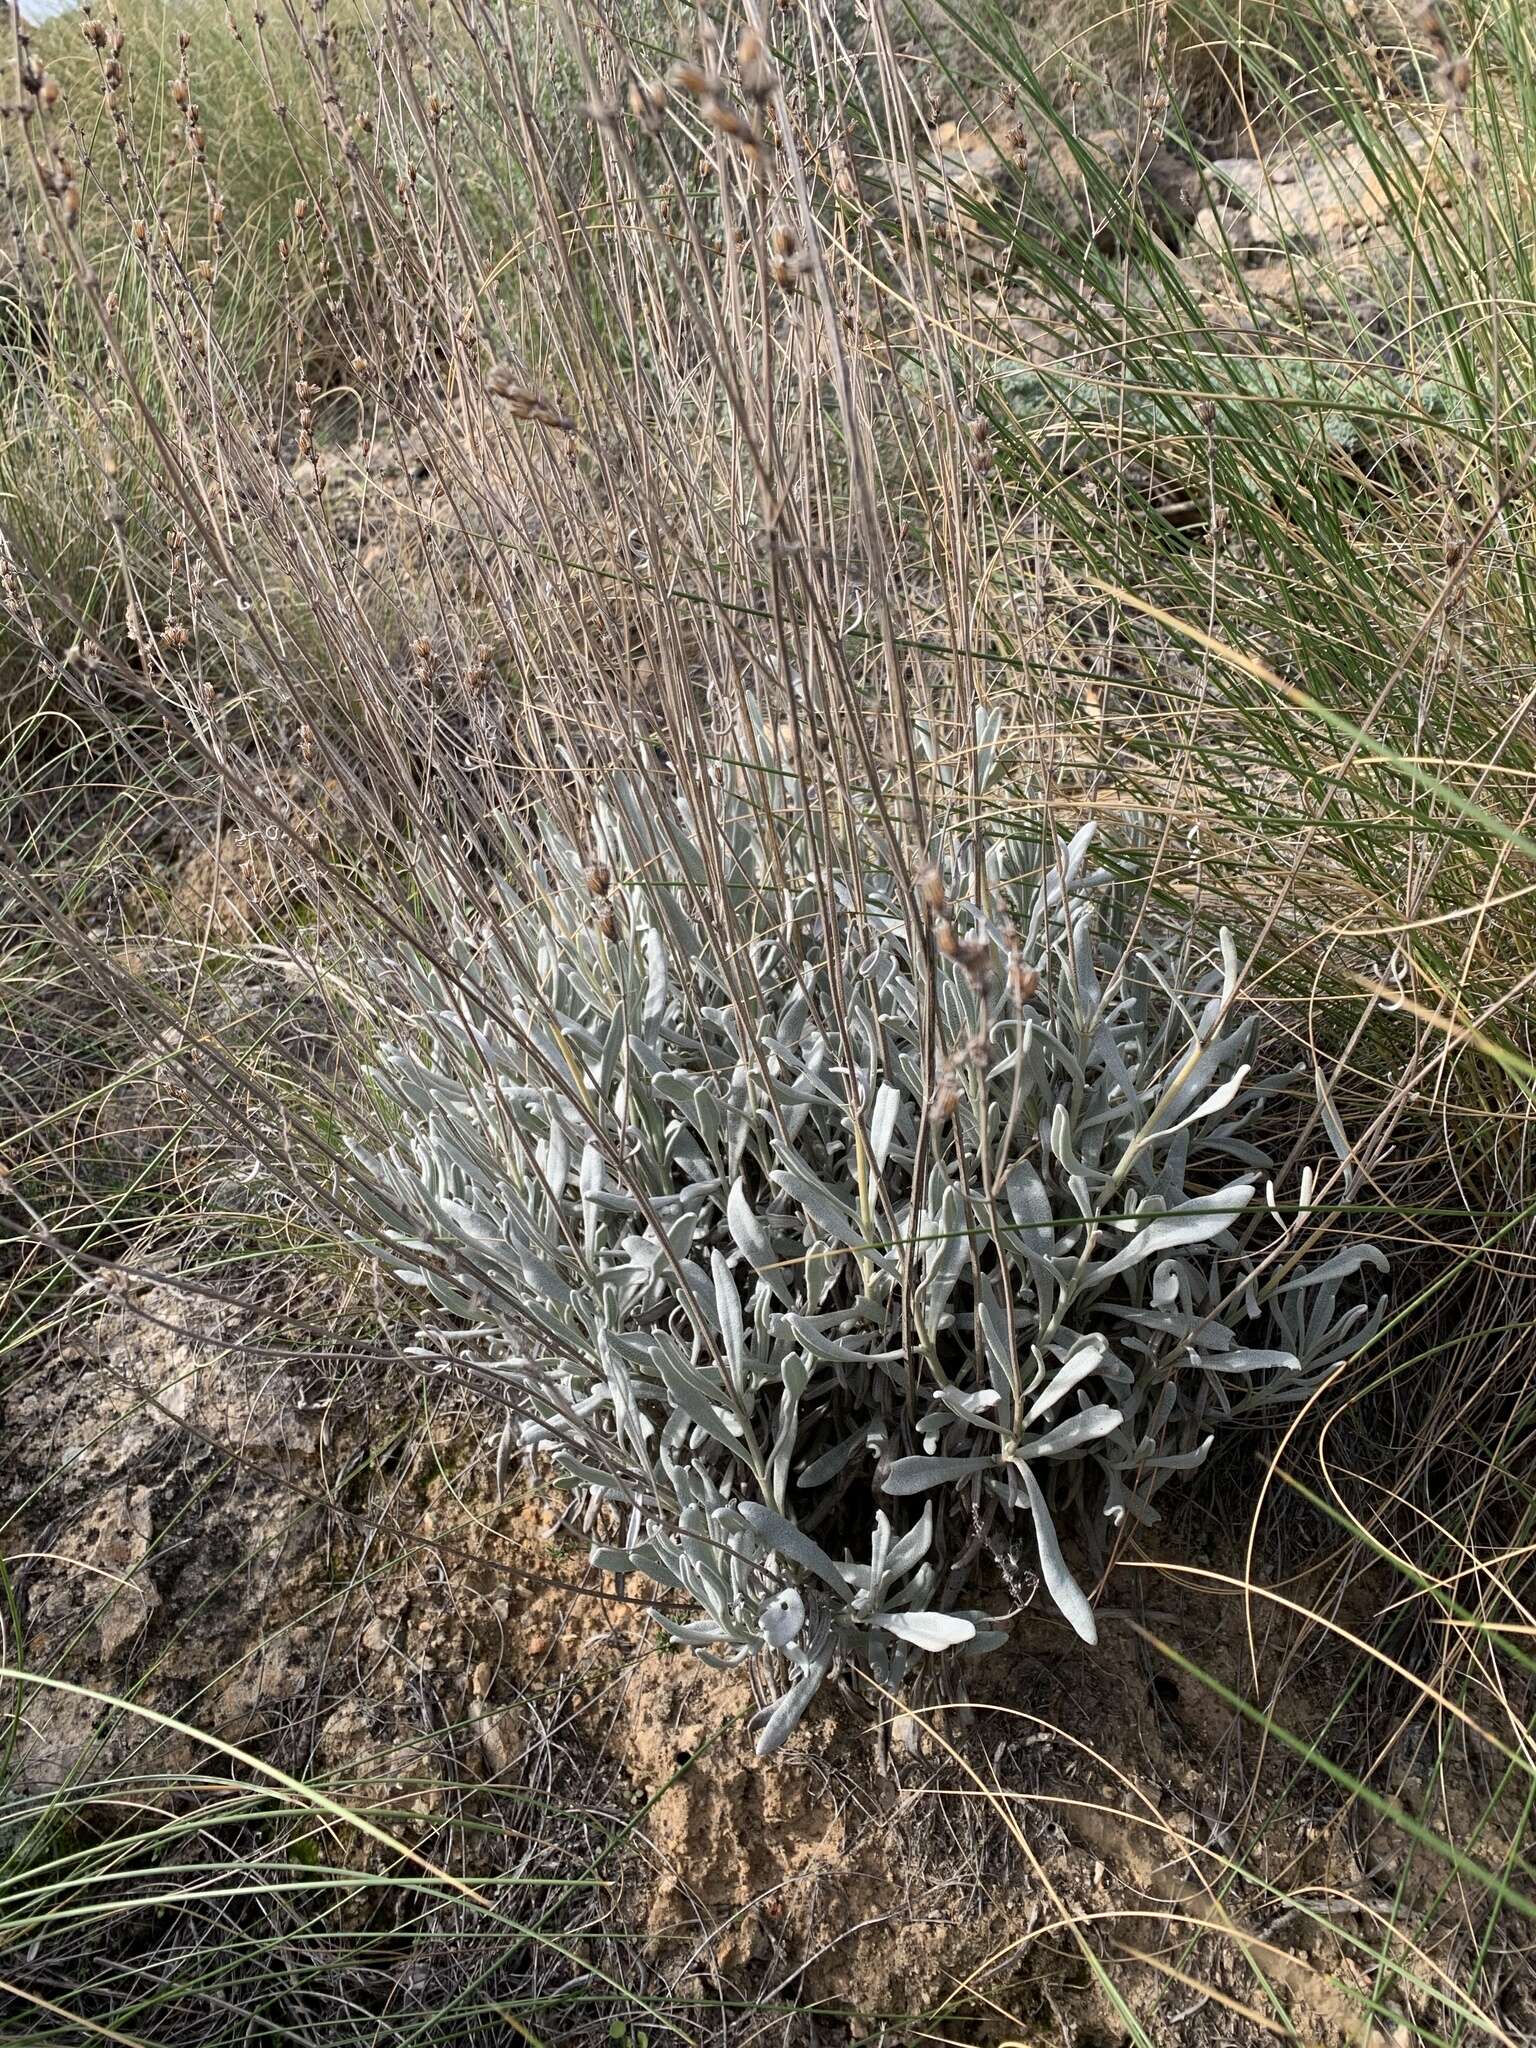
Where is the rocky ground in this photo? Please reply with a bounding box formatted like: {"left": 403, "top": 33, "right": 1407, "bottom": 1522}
{"left": 5, "top": 1253, "right": 1508, "bottom": 2043}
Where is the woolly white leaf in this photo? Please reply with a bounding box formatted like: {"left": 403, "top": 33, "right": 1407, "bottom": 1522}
{"left": 882, "top": 1454, "right": 997, "bottom": 1495}
{"left": 758, "top": 1587, "right": 806, "bottom": 1650}
{"left": 1094, "top": 1181, "right": 1255, "bottom": 1278}
{"left": 871, "top": 1610, "right": 976, "bottom": 1652}
{"left": 1020, "top": 1464, "right": 1097, "bottom": 1645}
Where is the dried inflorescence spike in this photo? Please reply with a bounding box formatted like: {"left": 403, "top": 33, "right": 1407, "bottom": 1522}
{"left": 485, "top": 365, "right": 577, "bottom": 433}
{"left": 915, "top": 862, "right": 948, "bottom": 915}
{"left": 702, "top": 95, "right": 761, "bottom": 151}
{"left": 585, "top": 857, "right": 618, "bottom": 939}
{"left": 952, "top": 935, "right": 993, "bottom": 993}
{"left": 736, "top": 27, "right": 776, "bottom": 100}
{"left": 1006, "top": 936, "right": 1039, "bottom": 1007}
{"left": 1417, "top": 2, "right": 1471, "bottom": 104}
{"left": 769, "top": 221, "right": 810, "bottom": 288}
{"left": 667, "top": 60, "right": 716, "bottom": 98}
{"left": 930, "top": 1067, "right": 961, "bottom": 1122}
{"left": 627, "top": 77, "right": 668, "bottom": 134}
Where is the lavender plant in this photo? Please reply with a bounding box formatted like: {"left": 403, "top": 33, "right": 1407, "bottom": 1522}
{"left": 354, "top": 731, "right": 1387, "bottom": 1754}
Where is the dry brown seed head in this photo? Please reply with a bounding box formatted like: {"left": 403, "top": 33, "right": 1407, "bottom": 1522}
{"left": 595, "top": 903, "right": 618, "bottom": 942}
{"left": 161, "top": 622, "right": 189, "bottom": 649}
{"left": 39, "top": 76, "right": 59, "bottom": 110}
{"left": 915, "top": 863, "right": 947, "bottom": 914}
{"left": 1007, "top": 955, "right": 1039, "bottom": 1006}
{"left": 293, "top": 195, "right": 308, "bottom": 221}
{"left": 770, "top": 222, "right": 798, "bottom": 256}
{"left": 585, "top": 861, "right": 612, "bottom": 897}
{"left": 485, "top": 365, "right": 576, "bottom": 432}
{"left": 703, "top": 96, "right": 760, "bottom": 148}
{"left": 955, "top": 937, "right": 993, "bottom": 990}
{"left": 934, "top": 918, "right": 959, "bottom": 959}
{"left": 737, "top": 26, "right": 776, "bottom": 97}
{"left": 931, "top": 1073, "right": 960, "bottom": 1122}
{"left": 103, "top": 58, "right": 123, "bottom": 87}
{"left": 82, "top": 17, "right": 108, "bottom": 46}
{"left": 172, "top": 77, "right": 189, "bottom": 105}
{"left": 667, "top": 60, "right": 713, "bottom": 97}
{"left": 627, "top": 77, "right": 667, "bottom": 133}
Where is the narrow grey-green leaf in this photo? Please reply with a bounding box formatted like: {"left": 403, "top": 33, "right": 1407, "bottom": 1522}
{"left": 726, "top": 1176, "right": 795, "bottom": 1306}
{"left": 1020, "top": 1463, "right": 1097, "bottom": 1645}
{"left": 737, "top": 1500, "right": 849, "bottom": 1594}
{"left": 870, "top": 1610, "right": 976, "bottom": 1652}
{"left": 711, "top": 1247, "right": 746, "bottom": 1381}
{"left": 869, "top": 1082, "right": 902, "bottom": 1171}
{"left": 1094, "top": 1180, "right": 1255, "bottom": 1279}
{"left": 1019, "top": 1403, "right": 1123, "bottom": 1459}
{"left": 882, "top": 1454, "right": 997, "bottom": 1496}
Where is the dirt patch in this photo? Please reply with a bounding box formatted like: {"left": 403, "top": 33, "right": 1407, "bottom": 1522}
{"left": 8, "top": 1280, "right": 1511, "bottom": 2043}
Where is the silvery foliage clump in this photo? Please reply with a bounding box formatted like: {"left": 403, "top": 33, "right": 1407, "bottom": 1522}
{"left": 354, "top": 736, "right": 1387, "bottom": 1755}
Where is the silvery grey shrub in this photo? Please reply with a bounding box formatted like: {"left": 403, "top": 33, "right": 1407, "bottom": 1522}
{"left": 352, "top": 725, "right": 1386, "bottom": 1754}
